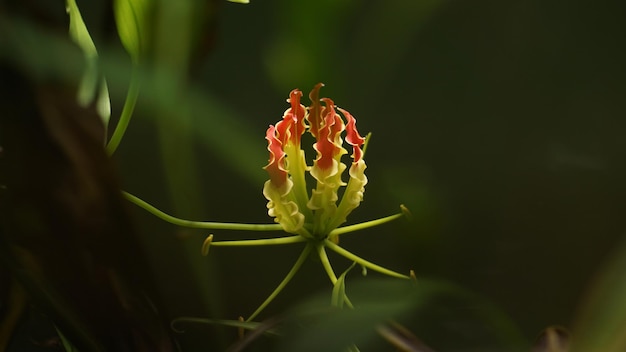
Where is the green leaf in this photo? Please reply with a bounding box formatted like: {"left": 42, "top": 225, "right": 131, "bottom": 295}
{"left": 571, "top": 240, "right": 626, "bottom": 352}
{"left": 65, "top": 0, "right": 111, "bottom": 129}
{"left": 96, "top": 79, "right": 111, "bottom": 128}
{"left": 55, "top": 326, "right": 80, "bottom": 352}
{"left": 114, "top": 0, "right": 150, "bottom": 62}
{"left": 108, "top": 0, "right": 150, "bottom": 154}
{"left": 280, "top": 278, "right": 526, "bottom": 352}
{"left": 331, "top": 262, "right": 356, "bottom": 309}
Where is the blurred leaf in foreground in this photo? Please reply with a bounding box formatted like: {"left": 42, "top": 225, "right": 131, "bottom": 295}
{"left": 0, "top": 20, "right": 173, "bottom": 349}
{"left": 277, "top": 278, "right": 526, "bottom": 352}
{"left": 114, "top": 0, "right": 152, "bottom": 63}
{"left": 570, "top": 238, "right": 626, "bottom": 352}
{"left": 532, "top": 326, "right": 569, "bottom": 352}
{"left": 66, "top": 0, "right": 111, "bottom": 132}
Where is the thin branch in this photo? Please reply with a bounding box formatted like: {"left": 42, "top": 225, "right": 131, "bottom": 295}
{"left": 123, "top": 191, "right": 284, "bottom": 231}
{"left": 246, "top": 244, "right": 312, "bottom": 322}
{"left": 329, "top": 212, "right": 404, "bottom": 237}
{"left": 324, "top": 240, "right": 409, "bottom": 279}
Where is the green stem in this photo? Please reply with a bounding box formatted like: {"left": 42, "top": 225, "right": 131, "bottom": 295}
{"left": 106, "top": 68, "right": 141, "bottom": 155}
{"left": 324, "top": 240, "right": 409, "bottom": 279}
{"left": 246, "top": 244, "right": 312, "bottom": 322}
{"left": 210, "top": 236, "right": 306, "bottom": 247}
{"left": 317, "top": 244, "right": 338, "bottom": 284}
{"left": 123, "top": 191, "right": 284, "bottom": 231}
{"left": 316, "top": 244, "right": 354, "bottom": 309}
{"left": 170, "top": 317, "right": 279, "bottom": 335}
{"left": 328, "top": 212, "right": 404, "bottom": 237}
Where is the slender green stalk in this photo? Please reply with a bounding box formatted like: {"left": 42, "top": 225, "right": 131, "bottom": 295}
{"left": 324, "top": 240, "right": 409, "bottom": 279}
{"left": 317, "top": 244, "right": 338, "bottom": 284}
{"left": 123, "top": 191, "right": 284, "bottom": 231}
{"left": 246, "top": 244, "right": 312, "bottom": 322}
{"left": 328, "top": 212, "right": 404, "bottom": 237}
{"left": 106, "top": 69, "right": 141, "bottom": 155}
{"left": 316, "top": 244, "right": 354, "bottom": 309}
{"left": 210, "top": 236, "right": 306, "bottom": 247}
{"left": 170, "top": 317, "right": 280, "bottom": 335}
{"left": 202, "top": 235, "right": 306, "bottom": 256}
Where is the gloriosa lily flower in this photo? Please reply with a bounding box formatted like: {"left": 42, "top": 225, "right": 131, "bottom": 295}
{"left": 262, "top": 83, "right": 368, "bottom": 239}
{"left": 124, "top": 83, "right": 412, "bottom": 323}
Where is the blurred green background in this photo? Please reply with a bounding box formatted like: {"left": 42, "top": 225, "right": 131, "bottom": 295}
{"left": 114, "top": 0, "right": 626, "bottom": 350}
{"left": 5, "top": 0, "right": 626, "bottom": 350}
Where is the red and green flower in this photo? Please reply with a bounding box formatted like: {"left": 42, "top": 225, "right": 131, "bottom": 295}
{"left": 125, "top": 84, "right": 412, "bottom": 322}
{"left": 263, "top": 83, "right": 369, "bottom": 240}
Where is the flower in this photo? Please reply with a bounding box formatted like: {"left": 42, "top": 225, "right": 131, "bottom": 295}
{"left": 262, "top": 83, "right": 368, "bottom": 240}
{"left": 124, "top": 83, "right": 412, "bottom": 323}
